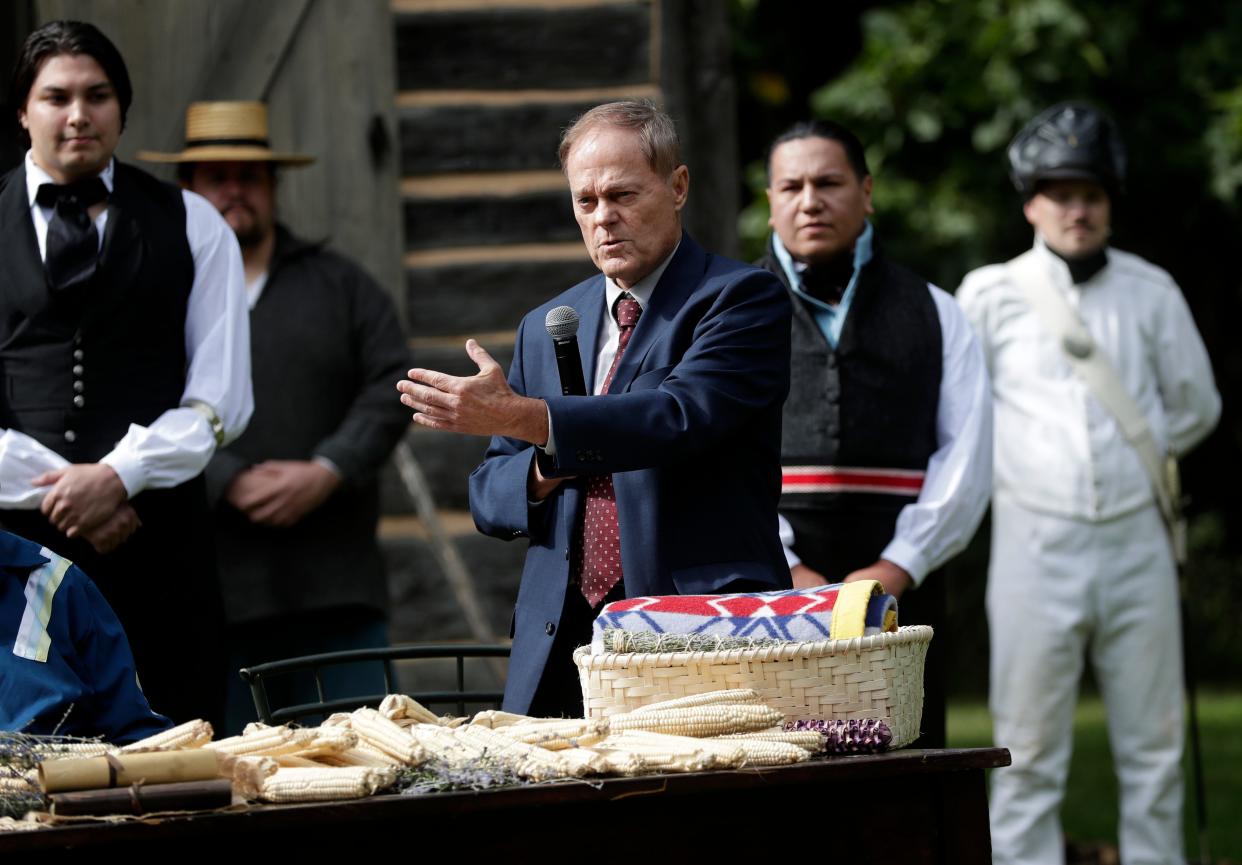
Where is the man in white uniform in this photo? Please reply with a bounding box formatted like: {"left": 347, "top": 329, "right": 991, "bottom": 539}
{"left": 957, "top": 102, "right": 1220, "bottom": 865}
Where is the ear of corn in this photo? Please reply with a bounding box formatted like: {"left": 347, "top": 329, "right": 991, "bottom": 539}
{"left": 378, "top": 694, "right": 441, "bottom": 726}
{"left": 492, "top": 717, "right": 610, "bottom": 750}
{"left": 595, "top": 731, "right": 743, "bottom": 772}
{"left": 450, "top": 725, "right": 576, "bottom": 781}
{"left": 717, "top": 737, "right": 814, "bottom": 767}
{"left": 255, "top": 766, "right": 396, "bottom": 803}
{"left": 581, "top": 746, "right": 652, "bottom": 777}
{"left": 785, "top": 718, "right": 893, "bottom": 754}
{"left": 553, "top": 746, "right": 614, "bottom": 776}
{"left": 630, "top": 689, "right": 762, "bottom": 714}
{"left": 229, "top": 755, "right": 278, "bottom": 799}
{"left": 468, "top": 709, "right": 533, "bottom": 729}
{"left": 204, "top": 724, "right": 298, "bottom": 757}
{"left": 286, "top": 726, "right": 358, "bottom": 758}
{"left": 120, "top": 719, "right": 214, "bottom": 753}
{"left": 716, "top": 729, "right": 826, "bottom": 752}
{"left": 33, "top": 742, "right": 116, "bottom": 760}
{"left": 407, "top": 722, "right": 489, "bottom": 769}
{"left": 317, "top": 745, "right": 402, "bottom": 768}
{"left": 347, "top": 709, "right": 428, "bottom": 766}
{"left": 609, "top": 703, "right": 784, "bottom": 737}
{"left": 0, "top": 774, "right": 38, "bottom": 792}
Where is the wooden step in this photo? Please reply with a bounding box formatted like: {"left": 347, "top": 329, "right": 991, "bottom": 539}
{"left": 382, "top": 517, "right": 526, "bottom": 643}
{"left": 378, "top": 426, "right": 493, "bottom": 512}
{"left": 405, "top": 252, "right": 597, "bottom": 336}
{"left": 399, "top": 98, "right": 624, "bottom": 174}
{"left": 409, "top": 332, "right": 517, "bottom": 377}
{"left": 403, "top": 187, "right": 577, "bottom": 250}
{"left": 394, "top": 3, "right": 651, "bottom": 92}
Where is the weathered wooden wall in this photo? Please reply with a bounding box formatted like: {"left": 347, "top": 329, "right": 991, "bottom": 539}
{"left": 32, "top": 0, "right": 404, "bottom": 302}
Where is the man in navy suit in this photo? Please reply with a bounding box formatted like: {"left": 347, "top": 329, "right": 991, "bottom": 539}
{"left": 398, "top": 101, "right": 792, "bottom": 715}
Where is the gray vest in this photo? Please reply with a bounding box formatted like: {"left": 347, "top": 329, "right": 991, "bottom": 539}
{"left": 758, "top": 242, "right": 941, "bottom": 514}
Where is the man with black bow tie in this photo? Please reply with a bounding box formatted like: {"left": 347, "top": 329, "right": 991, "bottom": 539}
{"left": 757, "top": 120, "right": 992, "bottom": 747}
{"left": 0, "top": 21, "right": 251, "bottom": 729}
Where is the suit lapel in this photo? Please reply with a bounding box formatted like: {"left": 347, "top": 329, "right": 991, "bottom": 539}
{"left": 574, "top": 275, "right": 607, "bottom": 390}
{"left": 609, "top": 232, "right": 705, "bottom": 393}
{"left": 0, "top": 165, "right": 53, "bottom": 322}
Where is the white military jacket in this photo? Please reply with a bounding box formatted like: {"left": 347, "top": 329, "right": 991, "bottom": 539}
{"left": 957, "top": 237, "right": 1220, "bottom": 522}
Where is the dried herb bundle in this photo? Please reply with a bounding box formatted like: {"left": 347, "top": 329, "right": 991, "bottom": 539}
{"left": 0, "top": 731, "right": 108, "bottom": 818}
{"left": 395, "top": 752, "right": 527, "bottom": 795}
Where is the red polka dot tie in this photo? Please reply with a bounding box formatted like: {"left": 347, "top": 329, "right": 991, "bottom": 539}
{"left": 577, "top": 293, "right": 642, "bottom": 607}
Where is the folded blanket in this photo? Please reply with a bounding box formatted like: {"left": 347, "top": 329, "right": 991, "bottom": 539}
{"left": 600, "top": 630, "right": 791, "bottom": 654}
{"left": 589, "top": 580, "right": 898, "bottom": 654}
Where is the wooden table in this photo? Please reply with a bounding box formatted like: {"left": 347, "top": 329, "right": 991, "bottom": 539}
{"left": 2, "top": 747, "right": 1010, "bottom": 862}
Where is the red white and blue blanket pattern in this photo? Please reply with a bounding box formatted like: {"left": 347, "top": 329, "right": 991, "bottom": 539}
{"left": 589, "top": 582, "right": 898, "bottom": 654}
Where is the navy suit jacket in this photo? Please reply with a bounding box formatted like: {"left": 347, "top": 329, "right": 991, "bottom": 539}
{"left": 470, "top": 233, "right": 793, "bottom": 713}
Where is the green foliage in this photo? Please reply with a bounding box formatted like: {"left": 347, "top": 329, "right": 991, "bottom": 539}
{"left": 949, "top": 692, "right": 1242, "bottom": 860}
{"left": 736, "top": 0, "right": 1242, "bottom": 289}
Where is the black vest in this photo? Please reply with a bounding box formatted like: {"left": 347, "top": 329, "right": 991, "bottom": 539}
{"left": 758, "top": 240, "right": 942, "bottom": 516}
{"left": 0, "top": 162, "right": 194, "bottom": 463}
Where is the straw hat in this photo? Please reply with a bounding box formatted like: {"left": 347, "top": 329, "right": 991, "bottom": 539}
{"left": 137, "top": 101, "right": 314, "bottom": 165}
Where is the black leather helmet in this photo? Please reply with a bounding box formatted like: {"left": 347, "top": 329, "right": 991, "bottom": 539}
{"left": 1007, "top": 102, "right": 1126, "bottom": 196}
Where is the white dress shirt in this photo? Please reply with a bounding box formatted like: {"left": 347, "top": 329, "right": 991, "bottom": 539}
{"left": 0, "top": 154, "right": 253, "bottom": 506}
{"left": 778, "top": 281, "right": 994, "bottom": 583}
{"left": 542, "top": 243, "right": 678, "bottom": 457}
{"left": 956, "top": 236, "right": 1220, "bottom": 522}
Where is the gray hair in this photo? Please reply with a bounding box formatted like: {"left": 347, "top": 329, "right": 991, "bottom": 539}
{"left": 557, "top": 100, "right": 682, "bottom": 177}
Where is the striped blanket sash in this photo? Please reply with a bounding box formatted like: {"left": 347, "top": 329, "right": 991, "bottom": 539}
{"left": 782, "top": 465, "right": 925, "bottom": 496}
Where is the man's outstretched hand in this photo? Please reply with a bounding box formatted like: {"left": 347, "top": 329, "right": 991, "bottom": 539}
{"left": 398, "top": 339, "right": 549, "bottom": 445}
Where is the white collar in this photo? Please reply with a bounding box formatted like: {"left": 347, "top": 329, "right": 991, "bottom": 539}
{"left": 603, "top": 239, "right": 680, "bottom": 321}
{"left": 25, "top": 151, "right": 115, "bottom": 207}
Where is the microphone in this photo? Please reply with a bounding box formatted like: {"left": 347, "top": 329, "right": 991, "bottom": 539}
{"left": 545, "top": 305, "right": 587, "bottom": 397}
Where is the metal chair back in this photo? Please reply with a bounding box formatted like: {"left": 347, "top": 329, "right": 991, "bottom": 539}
{"left": 239, "top": 644, "right": 510, "bottom": 725}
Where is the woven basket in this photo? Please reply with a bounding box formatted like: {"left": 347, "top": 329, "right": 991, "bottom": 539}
{"left": 574, "top": 625, "right": 932, "bottom": 748}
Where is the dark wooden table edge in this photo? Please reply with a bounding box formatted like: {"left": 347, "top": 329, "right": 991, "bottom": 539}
{"left": 0, "top": 747, "right": 1011, "bottom": 851}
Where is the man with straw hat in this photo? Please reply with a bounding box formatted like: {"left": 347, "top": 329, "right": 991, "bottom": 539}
{"left": 0, "top": 21, "right": 252, "bottom": 731}
{"left": 140, "top": 101, "right": 410, "bottom": 731}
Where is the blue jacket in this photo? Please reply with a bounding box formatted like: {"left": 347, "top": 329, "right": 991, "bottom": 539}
{"left": 469, "top": 234, "right": 793, "bottom": 712}
{"left": 1, "top": 531, "right": 171, "bottom": 743}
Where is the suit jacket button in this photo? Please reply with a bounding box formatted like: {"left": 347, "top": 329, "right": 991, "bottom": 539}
{"left": 576, "top": 450, "right": 587, "bottom": 461}
{"left": 545, "top": 622, "right": 556, "bottom": 636}
{"left": 72, "top": 395, "right": 86, "bottom": 409}
{"left": 64, "top": 430, "right": 77, "bottom": 443}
